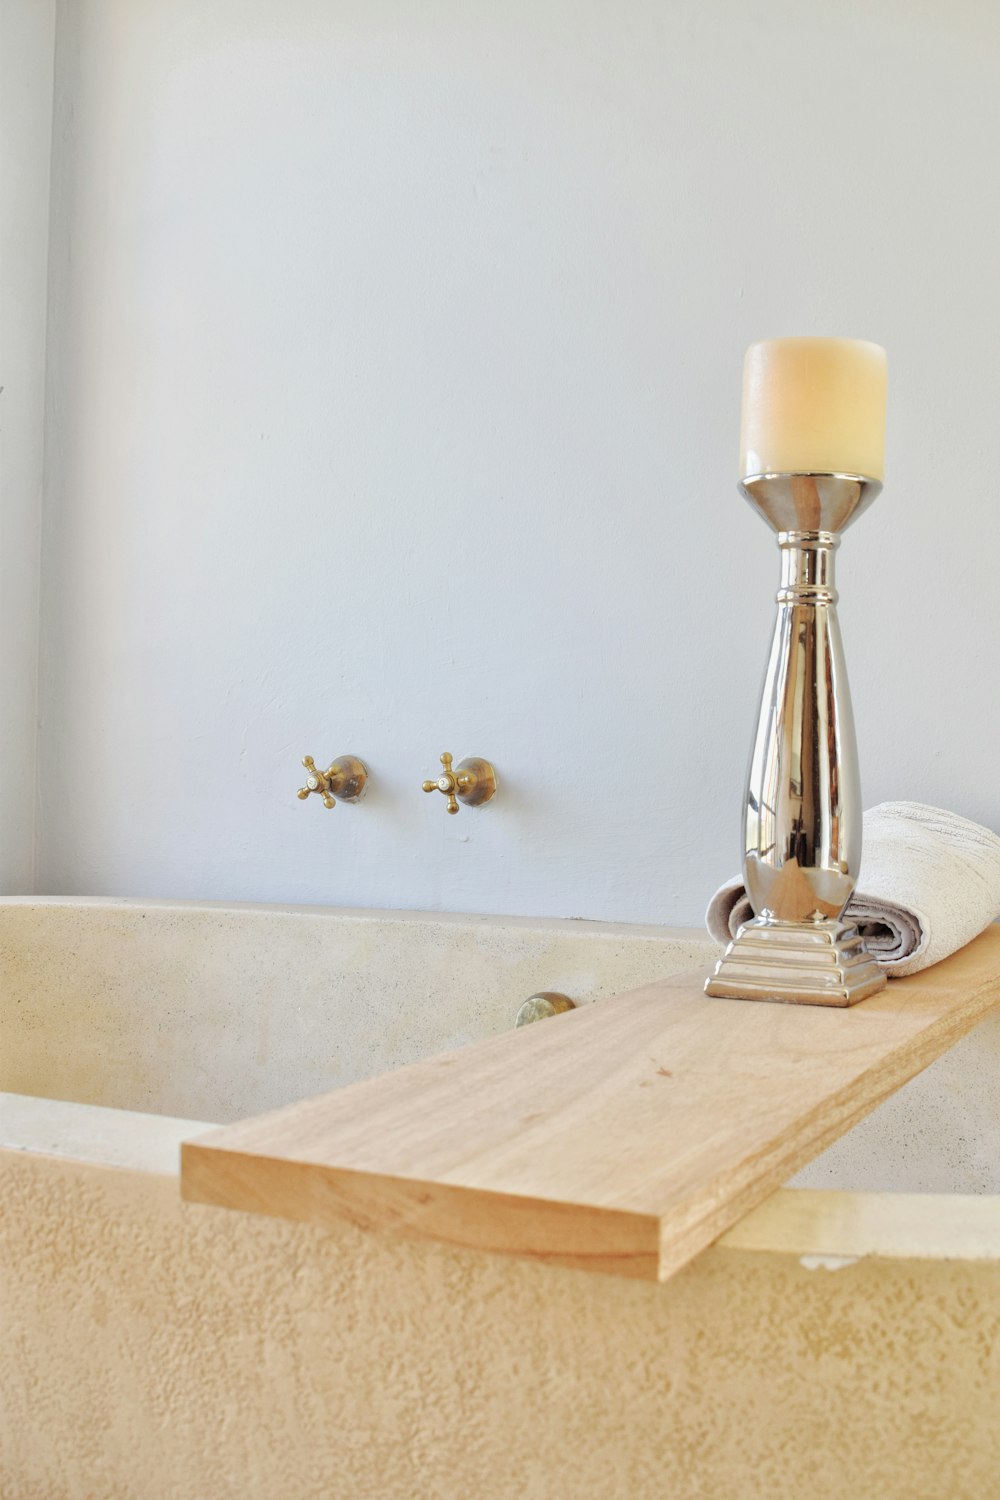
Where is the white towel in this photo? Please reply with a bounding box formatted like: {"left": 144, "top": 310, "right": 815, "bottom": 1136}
{"left": 706, "top": 801, "right": 1000, "bottom": 977}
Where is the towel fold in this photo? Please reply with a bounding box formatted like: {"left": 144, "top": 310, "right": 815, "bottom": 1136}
{"left": 706, "top": 801, "right": 1000, "bottom": 977}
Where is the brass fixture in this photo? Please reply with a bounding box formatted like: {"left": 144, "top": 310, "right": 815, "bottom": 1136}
{"left": 297, "top": 755, "right": 368, "bottom": 808}
{"left": 421, "top": 752, "right": 497, "bottom": 814}
{"left": 515, "top": 992, "right": 576, "bottom": 1027}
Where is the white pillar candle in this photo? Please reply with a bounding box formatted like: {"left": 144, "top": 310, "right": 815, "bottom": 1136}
{"left": 740, "top": 337, "right": 887, "bottom": 481}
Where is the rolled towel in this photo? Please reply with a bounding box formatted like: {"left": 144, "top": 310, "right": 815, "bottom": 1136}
{"left": 706, "top": 801, "right": 1000, "bottom": 978}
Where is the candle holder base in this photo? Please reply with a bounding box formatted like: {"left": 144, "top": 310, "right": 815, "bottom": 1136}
{"left": 705, "top": 917, "right": 887, "bottom": 1008}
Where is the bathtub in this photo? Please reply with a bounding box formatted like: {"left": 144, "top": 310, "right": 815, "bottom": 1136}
{"left": 3, "top": 896, "right": 1000, "bottom": 1500}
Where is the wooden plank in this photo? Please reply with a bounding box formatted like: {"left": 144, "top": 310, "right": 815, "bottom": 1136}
{"left": 181, "top": 925, "right": 1000, "bottom": 1281}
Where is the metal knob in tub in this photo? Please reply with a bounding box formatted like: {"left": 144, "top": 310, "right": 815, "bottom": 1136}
{"left": 514, "top": 993, "right": 576, "bottom": 1027}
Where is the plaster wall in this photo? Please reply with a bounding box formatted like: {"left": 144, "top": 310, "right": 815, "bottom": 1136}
{"left": 37, "top": 0, "right": 1000, "bottom": 921}
{"left": 0, "top": 0, "right": 55, "bottom": 889}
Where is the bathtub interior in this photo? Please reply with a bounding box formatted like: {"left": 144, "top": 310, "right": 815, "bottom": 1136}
{"left": 0, "top": 898, "right": 715, "bottom": 1121}
{"left": 2, "top": 897, "right": 1000, "bottom": 1195}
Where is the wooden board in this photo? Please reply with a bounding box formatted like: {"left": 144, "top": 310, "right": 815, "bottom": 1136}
{"left": 181, "top": 925, "right": 1000, "bottom": 1281}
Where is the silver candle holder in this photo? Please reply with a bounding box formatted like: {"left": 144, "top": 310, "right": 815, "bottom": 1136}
{"left": 705, "top": 472, "right": 887, "bottom": 1007}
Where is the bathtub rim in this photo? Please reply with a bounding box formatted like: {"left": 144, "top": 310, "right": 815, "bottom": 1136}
{"left": 4, "top": 1089, "right": 1000, "bottom": 1269}
{"left": 0, "top": 892, "right": 711, "bottom": 945}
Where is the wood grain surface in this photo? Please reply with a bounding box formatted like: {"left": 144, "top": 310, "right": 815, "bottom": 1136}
{"left": 181, "top": 926, "right": 1000, "bottom": 1280}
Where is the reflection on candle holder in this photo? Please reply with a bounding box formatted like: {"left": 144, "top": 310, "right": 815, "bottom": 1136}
{"left": 705, "top": 473, "right": 887, "bottom": 1007}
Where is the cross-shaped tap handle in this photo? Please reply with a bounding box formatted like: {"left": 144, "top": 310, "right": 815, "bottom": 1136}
{"left": 422, "top": 752, "right": 497, "bottom": 814}
{"left": 297, "top": 754, "right": 368, "bottom": 808}
{"left": 422, "top": 752, "right": 460, "bottom": 814}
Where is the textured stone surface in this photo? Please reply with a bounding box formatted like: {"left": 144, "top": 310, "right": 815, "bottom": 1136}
{"left": 0, "top": 898, "right": 714, "bottom": 1121}
{"left": 5, "top": 897, "right": 1000, "bottom": 1192}
{"left": 5, "top": 897, "right": 1000, "bottom": 1494}
{"left": 3, "top": 1150, "right": 1000, "bottom": 1500}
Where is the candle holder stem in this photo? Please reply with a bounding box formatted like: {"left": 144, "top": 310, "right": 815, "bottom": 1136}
{"left": 706, "top": 473, "right": 887, "bottom": 1007}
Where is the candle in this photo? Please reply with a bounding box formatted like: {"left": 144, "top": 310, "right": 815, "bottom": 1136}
{"left": 740, "top": 337, "right": 887, "bottom": 481}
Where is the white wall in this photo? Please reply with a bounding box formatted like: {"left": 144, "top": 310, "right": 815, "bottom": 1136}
{"left": 0, "top": 0, "right": 55, "bottom": 891}
{"left": 37, "top": 0, "right": 1000, "bottom": 923}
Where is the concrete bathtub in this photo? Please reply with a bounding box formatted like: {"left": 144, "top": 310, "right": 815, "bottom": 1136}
{"left": 2, "top": 896, "right": 1000, "bottom": 1499}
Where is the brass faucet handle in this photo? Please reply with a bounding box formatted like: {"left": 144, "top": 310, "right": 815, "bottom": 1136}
{"left": 297, "top": 754, "right": 368, "bottom": 808}
{"left": 422, "top": 752, "right": 497, "bottom": 814}
{"left": 422, "top": 752, "right": 459, "bottom": 814}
